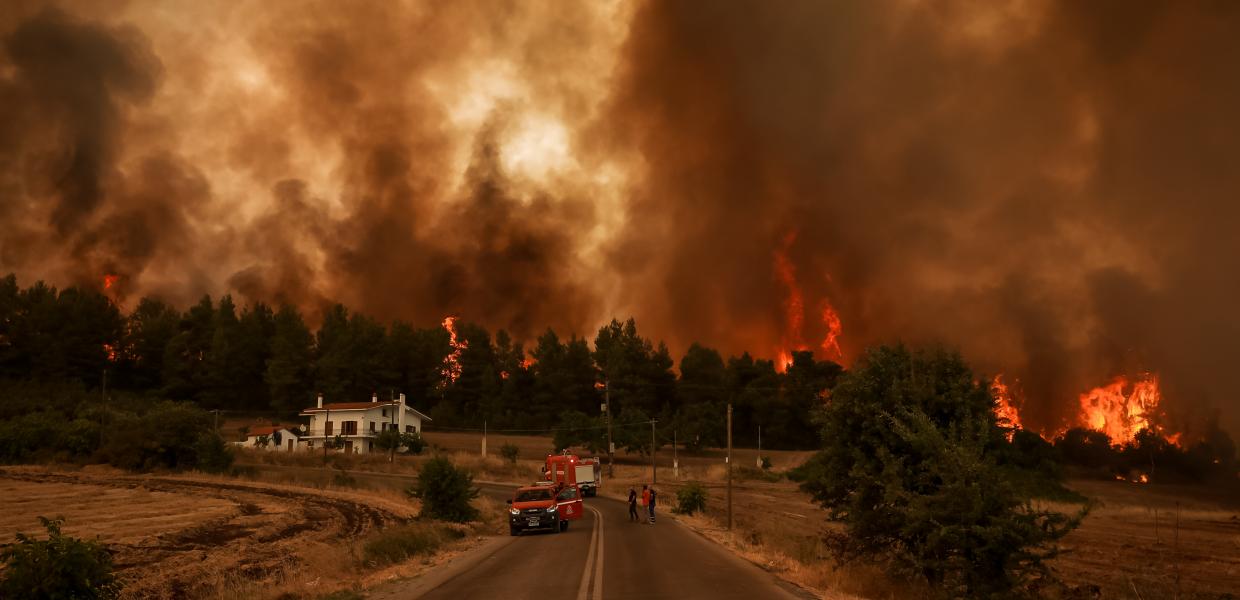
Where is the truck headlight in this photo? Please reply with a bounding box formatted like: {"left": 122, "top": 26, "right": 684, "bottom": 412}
{"left": 546, "top": 506, "right": 557, "bottom": 514}
{"left": 509, "top": 508, "right": 520, "bottom": 515}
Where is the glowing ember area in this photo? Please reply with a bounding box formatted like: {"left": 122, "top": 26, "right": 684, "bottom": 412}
{"left": 103, "top": 274, "right": 118, "bottom": 290}
{"left": 103, "top": 343, "right": 117, "bottom": 362}
{"left": 990, "top": 375, "right": 1023, "bottom": 439}
{"left": 440, "top": 316, "right": 468, "bottom": 384}
{"left": 1078, "top": 374, "right": 1165, "bottom": 445}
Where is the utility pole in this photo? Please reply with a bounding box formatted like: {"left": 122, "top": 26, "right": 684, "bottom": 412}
{"left": 605, "top": 379, "right": 614, "bottom": 479}
{"left": 482, "top": 420, "right": 488, "bottom": 458}
{"left": 389, "top": 390, "right": 397, "bottom": 463}
{"left": 651, "top": 419, "right": 657, "bottom": 485}
{"left": 727, "top": 402, "right": 733, "bottom": 531}
{"left": 673, "top": 428, "right": 678, "bottom": 479}
{"left": 757, "top": 425, "right": 762, "bottom": 468}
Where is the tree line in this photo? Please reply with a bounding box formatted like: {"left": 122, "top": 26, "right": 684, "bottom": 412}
{"left": 0, "top": 274, "right": 840, "bottom": 450}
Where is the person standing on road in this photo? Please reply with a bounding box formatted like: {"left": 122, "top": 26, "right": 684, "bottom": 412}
{"left": 628, "top": 486, "right": 639, "bottom": 522}
{"left": 648, "top": 487, "right": 658, "bottom": 524}
{"left": 641, "top": 485, "right": 650, "bottom": 524}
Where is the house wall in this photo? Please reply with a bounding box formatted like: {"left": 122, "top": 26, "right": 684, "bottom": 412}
{"left": 242, "top": 430, "right": 301, "bottom": 452}
{"left": 302, "top": 406, "right": 423, "bottom": 455}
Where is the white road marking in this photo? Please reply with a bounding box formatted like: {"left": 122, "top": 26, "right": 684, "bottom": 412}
{"left": 576, "top": 506, "right": 602, "bottom": 600}
{"left": 592, "top": 505, "right": 604, "bottom": 600}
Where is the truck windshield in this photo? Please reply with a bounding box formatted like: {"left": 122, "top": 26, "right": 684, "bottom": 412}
{"left": 515, "top": 489, "right": 553, "bottom": 502}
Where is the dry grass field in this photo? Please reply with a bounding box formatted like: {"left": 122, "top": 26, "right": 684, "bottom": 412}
{"left": 0, "top": 465, "right": 422, "bottom": 599}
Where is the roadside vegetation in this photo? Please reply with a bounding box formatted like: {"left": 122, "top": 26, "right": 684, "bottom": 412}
{"left": 408, "top": 456, "right": 481, "bottom": 523}
{"left": 792, "top": 346, "right": 1085, "bottom": 597}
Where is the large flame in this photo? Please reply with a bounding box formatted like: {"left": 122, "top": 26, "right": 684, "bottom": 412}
{"left": 103, "top": 274, "right": 118, "bottom": 290}
{"left": 1078, "top": 373, "right": 1165, "bottom": 445}
{"left": 990, "top": 371, "right": 1182, "bottom": 447}
{"left": 773, "top": 230, "right": 846, "bottom": 371}
{"left": 440, "top": 316, "right": 468, "bottom": 384}
{"left": 990, "top": 374, "right": 1023, "bottom": 440}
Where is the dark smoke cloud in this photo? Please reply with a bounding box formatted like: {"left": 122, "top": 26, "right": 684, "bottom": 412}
{"left": 0, "top": 1, "right": 1237, "bottom": 437}
{"left": 606, "top": 0, "right": 1240, "bottom": 436}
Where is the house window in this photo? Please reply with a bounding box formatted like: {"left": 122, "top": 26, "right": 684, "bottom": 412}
{"left": 369, "top": 422, "right": 376, "bottom": 432}
{"left": 405, "top": 425, "right": 414, "bottom": 433}
{"left": 381, "top": 409, "right": 388, "bottom": 418}
{"left": 325, "top": 421, "right": 333, "bottom": 436}
{"left": 343, "top": 421, "right": 358, "bottom": 435}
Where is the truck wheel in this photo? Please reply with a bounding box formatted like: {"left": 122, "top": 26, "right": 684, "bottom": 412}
{"left": 510, "top": 526, "right": 520, "bottom": 536}
{"left": 559, "top": 520, "right": 568, "bottom": 532}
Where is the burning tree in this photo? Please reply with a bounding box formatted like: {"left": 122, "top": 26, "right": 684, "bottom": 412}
{"left": 793, "top": 345, "right": 1083, "bottom": 595}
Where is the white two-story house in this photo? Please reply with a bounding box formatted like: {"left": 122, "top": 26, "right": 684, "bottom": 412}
{"left": 300, "top": 393, "right": 431, "bottom": 454}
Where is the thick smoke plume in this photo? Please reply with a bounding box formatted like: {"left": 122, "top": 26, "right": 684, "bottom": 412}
{"left": 1, "top": 1, "right": 1238, "bottom": 436}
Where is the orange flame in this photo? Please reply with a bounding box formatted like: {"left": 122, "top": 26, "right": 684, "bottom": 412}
{"left": 103, "top": 274, "right": 119, "bottom": 290}
{"left": 773, "top": 231, "right": 804, "bottom": 373}
{"left": 1078, "top": 373, "right": 1164, "bottom": 445}
{"left": 990, "top": 374, "right": 1023, "bottom": 440}
{"left": 772, "top": 230, "right": 846, "bottom": 371}
{"left": 103, "top": 343, "right": 117, "bottom": 362}
{"left": 440, "top": 316, "right": 468, "bottom": 384}
{"left": 820, "top": 301, "right": 844, "bottom": 363}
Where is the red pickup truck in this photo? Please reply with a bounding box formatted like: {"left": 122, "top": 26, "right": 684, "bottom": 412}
{"left": 507, "top": 483, "right": 585, "bottom": 536}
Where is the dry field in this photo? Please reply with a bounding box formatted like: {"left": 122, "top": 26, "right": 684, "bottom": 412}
{"left": 578, "top": 446, "right": 1240, "bottom": 600}
{"left": 0, "top": 465, "right": 418, "bottom": 599}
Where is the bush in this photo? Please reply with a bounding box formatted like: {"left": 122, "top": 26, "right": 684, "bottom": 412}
{"left": 402, "top": 432, "right": 427, "bottom": 455}
{"left": 759, "top": 456, "right": 772, "bottom": 470}
{"left": 674, "top": 482, "right": 708, "bottom": 515}
{"left": 0, "top": 517, "right": 120, "bottom": 599}
{"left": 499, "top": 443, "right": 520, "bottom": 464}
{"left": 362, "top": 524, "right": 464, "bottom": 567}
{"left": 793, "top": 346, "right": 1082, "bottom": 596}
{"left": 407, "top": 456, "right": 480, "bottom": 522}
{"left": 99, "top": 401, "right": 214, "bottom": 471}
{"left": 192, "top": 432, "right": 235, "bottom": 473}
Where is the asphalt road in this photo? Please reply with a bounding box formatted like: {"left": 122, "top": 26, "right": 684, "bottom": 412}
{"left": 408, "top": 482, "right": 807, "bottom": 600}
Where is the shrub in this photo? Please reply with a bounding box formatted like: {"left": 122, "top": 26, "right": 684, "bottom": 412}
{"left": 674, "top": 482, "right": 708, "bottom": 515}
{"left": 759, "top": 456, "right": 772, "bottom": 470}
{"left": 361, "top": 524, "right": 464, "bottom": 567}
{"left": 793, "top": 346, "right": 1082, "bottom": 596}
{"left": 499, "top": 443, "right": 520, "bottom": 464}
{"left": 99, "top": 402, "right": 213, "bottom": 470}
{"left": 0, "top": 517, "right": 120, "bottom": 600}
{"left": 401, "top": 432, "right": 427, "bottom": 455}
{"left": 407, "top": 456, "right": 480, "bottom": 522}
{"left": 193, "top": 432, "right": 235, "bottom": 473}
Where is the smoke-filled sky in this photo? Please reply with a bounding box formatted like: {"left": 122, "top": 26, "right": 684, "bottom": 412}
{"left": 2, "top": 1, "right": 1238, "bottom": 437}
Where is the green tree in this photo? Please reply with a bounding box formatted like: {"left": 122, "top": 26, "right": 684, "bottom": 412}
{"left": 0, "top": 517, "right": 120, "bottom": 600}
{"left": 793, "top": 346, "right": 1081, "bottom": 595}
{"left": 266, "top": 305, "right": 314, "bottom": 415}
{"left": 161, "top": 296, "right": 215, "bottom": 400}
{"left": 408, "top": 456, "right": 480, "bottom": 522}
{"left": 120, "top": 298, "right": 180, "bottom": 391}
{"left": 676, "top": 343, "right": 727, "bottom": 451}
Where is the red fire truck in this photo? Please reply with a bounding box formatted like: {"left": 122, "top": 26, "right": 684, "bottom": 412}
{"left": 543, "top": 453, "right": 602, "bottom": 497}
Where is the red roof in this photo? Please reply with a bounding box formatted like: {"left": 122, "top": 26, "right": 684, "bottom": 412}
{"left": 248, "top": 425, "right": 284, "bottom": 437}
{"left": 302, "top": 401, "right": 397, "bottom": 412}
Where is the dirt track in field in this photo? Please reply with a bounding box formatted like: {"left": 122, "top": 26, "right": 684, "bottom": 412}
{"left": 0, "top": 467, "right": 412, "bottom": 599}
